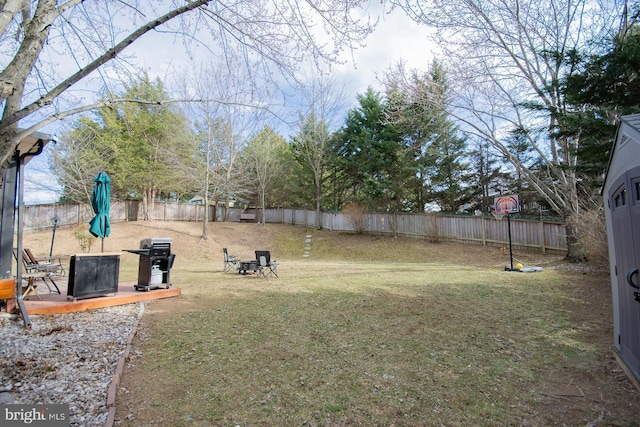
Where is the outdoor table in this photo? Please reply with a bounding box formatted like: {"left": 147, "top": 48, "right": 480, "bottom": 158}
{"left": 238, "top": 260, "right": 258, "bottom": 275}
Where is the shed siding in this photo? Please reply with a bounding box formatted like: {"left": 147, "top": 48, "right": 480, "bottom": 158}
{"left": 604, "top": 113, "right": 640, "bottom": 383}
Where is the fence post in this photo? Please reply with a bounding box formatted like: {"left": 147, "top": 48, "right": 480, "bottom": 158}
{"left": 481, "top": 215, "right": 486, "bottom": 246}
{"left": 539, "top": 220, "right": 546, "bottom": 254}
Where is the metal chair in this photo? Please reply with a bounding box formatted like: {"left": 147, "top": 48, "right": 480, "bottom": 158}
{"left": 223, "top": 248, "right": 239, "bottom": 272}
{"left": 20, "top": 248, "right": 63, "bottom": 294}
{"left": 255, "top": 250, "right": 278, "bottom": 278}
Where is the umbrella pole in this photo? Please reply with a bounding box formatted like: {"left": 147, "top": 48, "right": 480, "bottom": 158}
{"left": 49, "top": 217, "right": 58, "bottom": 257}
{"left": 101, "top": 237, "right": 104, "bottom": 252}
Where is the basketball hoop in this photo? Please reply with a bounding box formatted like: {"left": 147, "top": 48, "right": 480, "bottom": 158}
{"left": 493, "top": 194, "right": 521, "bottom": 271}
{"left": 492, "top": 209, "right": 507, "bottom": 221}
{"left": 494, "top": 195, "right": 520, "bottom": 215}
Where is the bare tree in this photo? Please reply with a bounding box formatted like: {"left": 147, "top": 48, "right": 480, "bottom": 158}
{"left": 244, "top": 126, "right": 288, "bottom": 224}
{"left": 0, "top": 0, "right": 376, "bottom": 180}
{"left": 289, "top": 73, "right": 346, "bottom": 228}
{"left": 291, "top": 112, "right": 330, "bottom": 228}
{"left": 49, "top": 120, "right": 112, "bottom": 203}
{"left": 176, "top": 59, "right": 268, "bottom": 238}
{"left": 391, "top": 0, "right": 623, "bottom": 260}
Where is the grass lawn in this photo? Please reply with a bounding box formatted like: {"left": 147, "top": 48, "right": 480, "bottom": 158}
{"left": 25, "top": 221, "right": 639, "bottom": 426}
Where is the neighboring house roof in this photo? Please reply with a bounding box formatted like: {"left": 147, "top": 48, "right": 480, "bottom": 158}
{"left": 188, "top": 195, "right": 237, "bottom": 206}
{"left": 188, "top": 195, "right": 205, "bottom": 204}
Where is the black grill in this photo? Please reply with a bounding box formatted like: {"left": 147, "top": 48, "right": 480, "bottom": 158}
{"left": 124, "top": 238, "right": 175, "bottom": 291}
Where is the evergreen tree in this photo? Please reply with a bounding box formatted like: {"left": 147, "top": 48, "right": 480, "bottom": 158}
{"left": 424, "top": 125, "right": 473, "bottom": 212}
{"left": 51, "top": 74, "right": 193, "bottom": 218}
{"left": 384, "top": 63, "right": 438, "bottom": 212}
{"left": 562, "top": 22, "right": 640, "bottom": 195}
{"left": 384, "top": 61, "right": 474, "bottom": 212}
{"left": 467, "top": 138, "right": 505, "bottom": 212}
{"left": 332, "top": 88, "right": 411, "bottom": 214}
{"left": 51, "top": 118, "right": 114, "bottom": 203}
{"left": 502, "top": 129, "right": 550, "bottom": 215}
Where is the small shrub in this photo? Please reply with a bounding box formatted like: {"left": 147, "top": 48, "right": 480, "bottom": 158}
{"left": 73, "top": 227, "right": 95, "bottom": 253}
{"left": 342, "top": 203, "right": 367, "bottom": 234}
{"left": 568, "top": 208, "right": 608, "bottom": 268}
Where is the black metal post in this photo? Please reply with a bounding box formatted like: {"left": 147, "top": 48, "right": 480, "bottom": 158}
{"left": 16, "top": 153, "right": 31, "bottom": 328}
{"left": 49, "top": 216, "right": 58, "bottom": 257}
{"left": 507, "top": 213, "right": 514, "bottom": 271}
{"left": 0, "top": 158, "right": 17, "bottom": 278}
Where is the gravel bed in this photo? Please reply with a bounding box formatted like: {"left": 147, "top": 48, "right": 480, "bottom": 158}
{"left": 0, "top": 304, "right": 141, "bottom": 427}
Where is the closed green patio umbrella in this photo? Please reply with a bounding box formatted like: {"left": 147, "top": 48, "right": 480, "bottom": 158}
{"left": 89, "top": 172, "right": 111, "bottom": 252}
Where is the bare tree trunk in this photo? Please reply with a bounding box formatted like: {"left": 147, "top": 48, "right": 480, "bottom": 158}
{"left": 260, "top": 185, "right": 267, "bottom": 226}
{"left": 563, "top": 212, "right": 586, "bottom": 262}
{"left": 0, "top": 0, "right": 375, "bottom": 180}
{"left": 315, "top": 179, "right": 322, "bottom": 229}
{"left": 142, "top": 188, "right": 156, "bottom": 221}
{"left": 141, "top": 196, "right": 149, "bottom": 221}
{"left": 201, "top": 194, "right": 209, "bottom": 240}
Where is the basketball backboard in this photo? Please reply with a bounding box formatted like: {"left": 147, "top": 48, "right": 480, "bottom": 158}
{"left": 493, "top": 195, "right": 520, "bottom": 214}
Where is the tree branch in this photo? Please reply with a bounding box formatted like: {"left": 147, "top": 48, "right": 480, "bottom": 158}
{"left": 2, "top": 0, "right": 212, "bottom": 128}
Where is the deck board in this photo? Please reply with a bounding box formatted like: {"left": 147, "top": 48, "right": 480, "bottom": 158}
{"left": 20, "top": 278, "right": 181, "bottom": 315}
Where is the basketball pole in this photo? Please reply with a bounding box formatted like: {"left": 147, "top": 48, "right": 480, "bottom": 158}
{"left": 507, "top": 212, "right": 514, "bottom": 271}
{"left": 494, "top": 194, "right": 519, "bottom": 271}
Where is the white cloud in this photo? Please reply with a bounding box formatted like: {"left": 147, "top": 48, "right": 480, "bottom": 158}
{"left": 131, "top": 7, "right": 436, "bottom": 108}
{"left": 24, "top": 145, "right": 62, "bottom": 206}
{"left": 333, "top": 8, "right": 436, "bottom": 99}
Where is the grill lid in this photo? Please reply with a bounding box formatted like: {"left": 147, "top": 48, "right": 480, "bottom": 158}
{"left": 140, "top": 237, "right": 172, "bottom": 249}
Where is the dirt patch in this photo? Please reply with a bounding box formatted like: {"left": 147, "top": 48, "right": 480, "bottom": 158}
{"left": 25, "top": 221, "right": 288, "bottom": 277}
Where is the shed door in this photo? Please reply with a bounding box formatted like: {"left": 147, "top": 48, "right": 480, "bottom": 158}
{"left": 609, "top": 165, "right": 640, "bottom": 379}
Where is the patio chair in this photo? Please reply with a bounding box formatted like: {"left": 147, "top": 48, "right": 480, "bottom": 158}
{"left": 255, "top": 250, "right": 278, "bottom": 278}
{"left": 223, "top": 248, "right": 239, "bottom": 273}
{"left": 20, "top": 248, "right": 63, "bottom": 294}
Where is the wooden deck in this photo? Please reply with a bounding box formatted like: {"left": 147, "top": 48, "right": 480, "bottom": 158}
{"left": 20, "top": 277, "right": 181, "bottom": 315}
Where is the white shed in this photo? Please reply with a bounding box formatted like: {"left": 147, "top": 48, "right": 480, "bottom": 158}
{"left": 603, "top": 113, "right": 640, "bottom": 385}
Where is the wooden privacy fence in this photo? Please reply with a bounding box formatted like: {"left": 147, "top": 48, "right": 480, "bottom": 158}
{"left": 23, "top": 202, "right": 567, "bottom": 254}
{"left": 23, "top": 200, "right": 207, "bottom": 230}
{"left": 266, "top": 208, "right": 567, "bottom": 254}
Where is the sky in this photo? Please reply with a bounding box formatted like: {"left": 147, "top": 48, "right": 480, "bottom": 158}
{"left": 24, "top": 5, "right": 436, "bottom": 205}
{"left": 333, "top": 8, "right": 436, "bottom": 99}
{"left": 130, "top": 4, "right": 436, "bottom": 128}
